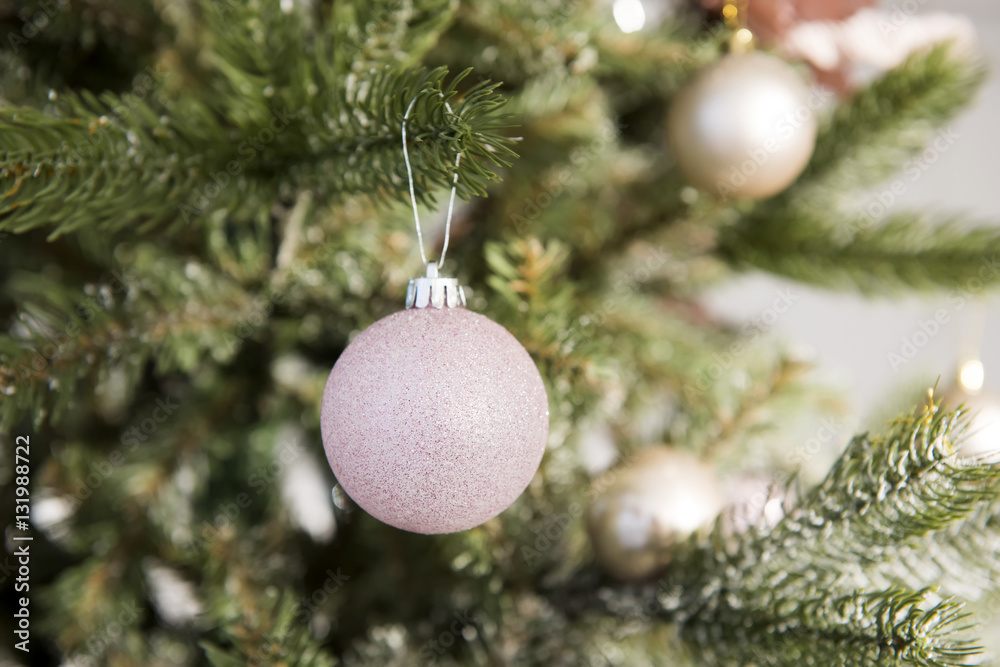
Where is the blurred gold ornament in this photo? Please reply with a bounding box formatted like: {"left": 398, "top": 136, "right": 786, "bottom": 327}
{"left": 667, "top": 51, "right": 818, "bottom": 199}
{"left": 586, "top": 446, "right": 723, "bottom": 581}
{"left": 936, "top": 360, "right": 1000, "bottom": 463}
{"left": 719, "top": 474, "right": 790, "bottom": 536}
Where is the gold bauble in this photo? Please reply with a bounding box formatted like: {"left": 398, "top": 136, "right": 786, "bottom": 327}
{"left": 586, "top": 446, "right": 724, "bottom": 582}
{"left": 667, "top": 51, "right": 818, "bottom": 199}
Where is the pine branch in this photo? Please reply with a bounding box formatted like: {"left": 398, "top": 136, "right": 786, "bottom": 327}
{"left": 12, "top": 1, "right": 1000, "bottom": 664}
{"left": 870, "top": 500, "right": 1000, "bottom": 602}
{"left": 483, "top": 238, "right": 593, "bottom": 415}
{"left": 194, "top": 0, "right": 450, "bottom": 123}
{"left": 328, "top": 67, "right": 516, "bottom": 204}
{"left": 201, "top": 589, "right": 336, "bottom": 667}
{"left": 452, "top": 0, "right": 591, "bottom": 83}
{"left": 655, "top": 405, "right": 1000, "bottom": 664}
{"left": 453, "top": 0, "right": 716, "bottom": 94}
{"left": 2, "top": 0, "right": 516, "bottom": 239}
{"left": 1, "top": 0, "right": 162, "bottom": 95}
{"left": 697, "top": 353, "right": 834, "bottom": 465}
{"left": 690, "top": 589, "right": 977, "bottom": 667}
{"left": 762, "top": 405, "right": 994, "bottom": 566}
{"left": 188, "top": 0, "right": 515, "bottom": 201}
{"left": 37, "top": 558, "right": 146, "bottom": 661}
{"left": 0, "top": 89, "right": 234, "bottom": 236}
{"left": 328, "top": 0, "right": 458, "bottom": 73}
{"left": 714, "top": 46, "right": 996, "bottom": 296}
{"left": 719, "top": 211, "right": 1000, "bottom": 294}
{"left": 792, "top": 44, "right": 985, "bottom": 195}
{"left": 592, "top": 20, "right": 726, "bottom": 95}
{"left": 0, "top": 244, "right": 254, "bottom": 428}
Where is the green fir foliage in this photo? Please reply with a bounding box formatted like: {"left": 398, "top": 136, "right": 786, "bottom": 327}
{"left": 1, "top": 1, "right": 998, "bottom": 665}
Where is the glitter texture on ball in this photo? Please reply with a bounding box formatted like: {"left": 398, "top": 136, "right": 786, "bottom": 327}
{"left": 321, "top": 307, "right": 549, "bottom": 534}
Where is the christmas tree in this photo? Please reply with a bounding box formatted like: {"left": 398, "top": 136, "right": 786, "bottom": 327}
{"left": 2, "top": 0, "right": 1000, "bottom": 665}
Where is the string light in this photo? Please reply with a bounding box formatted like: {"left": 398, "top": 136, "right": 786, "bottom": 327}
{"left": 613, "top": 0, "right": 646, "bottom": 34}
{"left": 959, "top": 358, "right": 985, "bottom": 394}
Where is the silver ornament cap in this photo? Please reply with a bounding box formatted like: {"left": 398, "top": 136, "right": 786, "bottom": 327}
{"left": 405, "top": 262, "right": 467, "bottom": 309}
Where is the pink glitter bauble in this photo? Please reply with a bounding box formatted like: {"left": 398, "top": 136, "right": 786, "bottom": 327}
{"left": 320, "top": 307, "right": 549, "bottom": 534}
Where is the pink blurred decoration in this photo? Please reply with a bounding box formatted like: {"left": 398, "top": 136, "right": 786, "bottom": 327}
{"left": 701, "top": 0, "right": 876, "bottom": 43}
{"left": 321, "top": 307, "right": 549, "bottom": 534}
{"left": 700, "top": 0, "right": 976, "bottom": 95}
{"left": 782, "top": 8, "right": 978, "bottom": 92}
